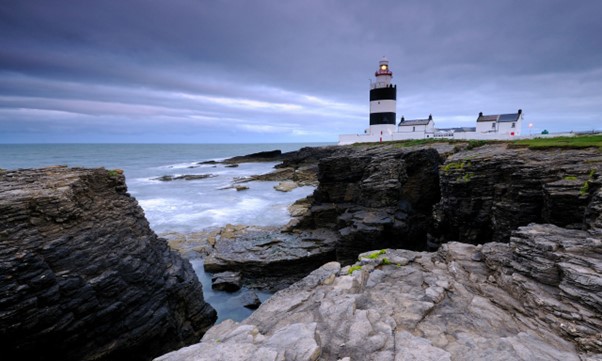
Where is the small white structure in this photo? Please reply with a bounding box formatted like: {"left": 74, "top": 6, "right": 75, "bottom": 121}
{"left": 475, "top": 111, "right": 522, "bottom": 137}
{"left": 338, "top": 58, "right": 525, "bottom": 145}
{"left": 398, "top": 115, "right": 436, "bottom": 135}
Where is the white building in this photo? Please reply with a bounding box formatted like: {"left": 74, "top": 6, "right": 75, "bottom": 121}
{"left": 398, "top": 115, "right": 435, "bottom": 135}
{"left": 475, "top": 111, "right": 522, "bottom": 137}
{"left": 338, "top": 58, "right": 524, "bottom": 145}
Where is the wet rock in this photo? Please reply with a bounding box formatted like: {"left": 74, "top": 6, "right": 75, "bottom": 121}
{"left": 274, "top": 181, "right": 298, "bottom": 192}
{"left": 0, "top": 167, "right": 216, "bottom": 361}
{"left": 239, "top": 290, "right": 262, "bottom": 309}
{"left": 153, "top": 174, "right": 216, "bottom": 181}
{"left": 203, "top": 226, "right": 338, "bottom": 291}
{"left": 211, "top": 271, "right": 242, "bottom": 292}
{"left": 224, "top": 150, "right": 283, "bottom": 164}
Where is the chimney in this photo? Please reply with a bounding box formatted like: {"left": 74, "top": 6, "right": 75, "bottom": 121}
{"left": 479, "top": 112, "right": 483, "bottom": 117}
{"left": 428, "top": 114, "right": 432, "bottom": 121}
{"left": 518, "top": 109, "right": 522, "bottom": 115}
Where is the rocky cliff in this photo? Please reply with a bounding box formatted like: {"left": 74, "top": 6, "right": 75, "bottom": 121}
{"left": 0, "top": 167, "right": 217, "bottom": 361}
{"left": 194, "top": 142, "right": 602, "bottom": 291}
{"left": 295, "top": 143, "right": 452, "bottom": 263}
{"left": 433, "top": 145, "right": 602, "bottom": 245}
{"left": 157, "top": 141, "right": 602, "bottom": 360}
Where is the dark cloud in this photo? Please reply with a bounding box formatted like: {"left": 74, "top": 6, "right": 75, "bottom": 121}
{"left": 1, "top": 0, "right": 601, "bottom": 143}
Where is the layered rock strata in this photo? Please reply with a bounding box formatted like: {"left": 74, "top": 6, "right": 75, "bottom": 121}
{"left": 202, "top": 226, "right": 339, "bottom": 291}
{"left": 295, "top": 144, "right": 452, "bottom": 262}
{"left": 156, "top": 222, "right": 601, "bottom": 360}
{"left": 0, "top": 167, "right": 216, "bottom": 361}
{"left": 434, "top": 145, "right": 602, "bottom": 245}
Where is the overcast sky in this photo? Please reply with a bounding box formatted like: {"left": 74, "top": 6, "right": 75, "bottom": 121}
{"left": 1, "top": 0, "right": 601, "bottom": 143}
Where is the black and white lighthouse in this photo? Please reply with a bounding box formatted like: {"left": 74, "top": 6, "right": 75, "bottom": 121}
{"left": 369, "top": 57, "right": 397, "bottom": 127}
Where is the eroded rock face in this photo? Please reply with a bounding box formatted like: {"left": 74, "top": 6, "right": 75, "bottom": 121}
{"left": 297, "top": 144, "right": 448, "bottom": 262}
{"left": 0, "top": 167, "right": 216, "bottom": 361}
{"left": 434, "top": 145, "right": 602, "bottom": 245}
{"left": 158, "top": 223, "right": 601, "bottom": 360}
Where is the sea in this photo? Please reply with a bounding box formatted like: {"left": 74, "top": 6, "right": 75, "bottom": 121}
{"left": 0, "top": 143, "right": 332, "bottom": 322}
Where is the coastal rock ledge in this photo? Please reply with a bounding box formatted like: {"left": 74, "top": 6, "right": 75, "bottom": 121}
{"left": 0, "top": 167, "right": 217, "bottom": 361}
{"left": 157, "top": 223, "right": 601, "bottom": 361}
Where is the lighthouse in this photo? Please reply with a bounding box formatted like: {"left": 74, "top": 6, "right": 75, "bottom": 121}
{"left": 369, "top": 57, "right": 397, "bottom": 140}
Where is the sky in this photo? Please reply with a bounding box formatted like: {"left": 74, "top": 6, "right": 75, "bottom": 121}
{"left": 1, "top": 0, "right": 601, "bottom": 144}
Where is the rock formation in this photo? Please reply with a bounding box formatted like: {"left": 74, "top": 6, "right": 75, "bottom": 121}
{"left": 156, "top": 220, "right": 601, "bottom": 360}
{"left": 202, "top": 225, "right": 339, "bottom": 291}
{"left": 294, "top": 143, "right": 452, "bottom": 262}
{"left": 433, "top": 145, "right": 602, "bottom": 245}
{"left": 0, "top": 167, "right": 216, "bottom": 361}
{"left": 156, "top": 142, "right": 602, "bottom": 360}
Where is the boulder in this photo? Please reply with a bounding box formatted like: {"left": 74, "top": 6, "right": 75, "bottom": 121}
{"left": 274, "top": 181, "right": 298, "bottom": 192}
{"left": 238, "top": 290, "right": 262, "bottom": 309}
{"left": 211, "top": 271, "right": 242, "bottom": 292}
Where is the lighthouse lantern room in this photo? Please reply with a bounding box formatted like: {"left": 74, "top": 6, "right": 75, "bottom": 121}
{"left": 369, "top": 57, "right": 397, "bottom": 138}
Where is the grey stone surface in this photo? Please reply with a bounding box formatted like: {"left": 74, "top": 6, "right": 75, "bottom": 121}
{"left": 211, "top": 271, "right": 242, "bottom": 292}
{"left": 0, "top": 167, "right": 216, "bottom": 361}
{"left": 159, "top": 226, "right": 601, "bottom": 360}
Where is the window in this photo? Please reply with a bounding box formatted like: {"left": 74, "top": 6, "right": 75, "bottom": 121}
{"left": 511, "top": 123, "right": 516, "bottom": 128}
{"left": 413, "top": 126, "right": 415, "bottom": 132}
{"left": 491, "top": 123, "right": 496, "bottom": 129}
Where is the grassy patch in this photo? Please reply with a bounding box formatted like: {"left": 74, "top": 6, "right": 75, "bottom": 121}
{"left": 456, "top": 172, "right": 475, "bottom": 182}
{"left": 580, "top": 181, "right": 590, "bottom": 197}
{"left": 510, "top": 135, "right": 602, "bottom": 150}
{"left": 563, "top": 176, "right": 578, "bottom": 181}
{"left": 466, "top": 140, "right": 488, "bottom": 150}
{"left": 366, "top": 249, "right": 387, "bottom": 259}
{"left": 348, "top": 265, "right": 362, "bottom": 275}
{"left": 442, "top": 160, "right": 472, "bottom": 173}
{"left": 579, "top": 168, "right": 597, "bottom": 197}
{"left": 380, "top": 258, "right": 391, "bottom": 265}
{"left": 388, "top": 138, "right": 453, "bottom": 148}
{"left": 107, "top": 169, "right": 124, "bottom": 177}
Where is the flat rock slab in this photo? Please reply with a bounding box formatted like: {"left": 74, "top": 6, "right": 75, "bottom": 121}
{"left": 154, "top": 174, "right": 216, "bottom": 181}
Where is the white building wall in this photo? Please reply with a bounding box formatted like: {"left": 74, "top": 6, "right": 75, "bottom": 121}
{"left": 398, "top": 124, "right": 427, "bottom": 133}
{"left": 476, "top": 121, "right": 496, "bottom": 133}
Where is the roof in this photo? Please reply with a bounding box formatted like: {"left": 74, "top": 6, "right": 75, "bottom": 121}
{"left": 477, "top": 111, "right": 521, "bottom": 123}
{"left": 476, "top": 115, "right": 499, "bottom": 122}
{"left": 399, "top": 119, "right": 431, "bottom": 126}
{"left": 498, "top": 113, "right": 520, "bottom": 122}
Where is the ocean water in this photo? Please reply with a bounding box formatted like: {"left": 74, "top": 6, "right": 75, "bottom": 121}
{"left": 0, "top": 143, "right": 331, "bottom": 322}
{"left": 0, "top": 143, "right": 329, "bottom": 233}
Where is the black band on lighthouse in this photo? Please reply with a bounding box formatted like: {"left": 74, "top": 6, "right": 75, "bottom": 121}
{"left": 370, "top": 87, "right": 397, "bottom": 101}
{"left": 370, "top": 112, "right": 397, "bottom": 125}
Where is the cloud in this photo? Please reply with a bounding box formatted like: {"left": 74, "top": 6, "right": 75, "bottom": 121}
{"left": 1, "top": 0, "right": 601, "bottom": 143}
